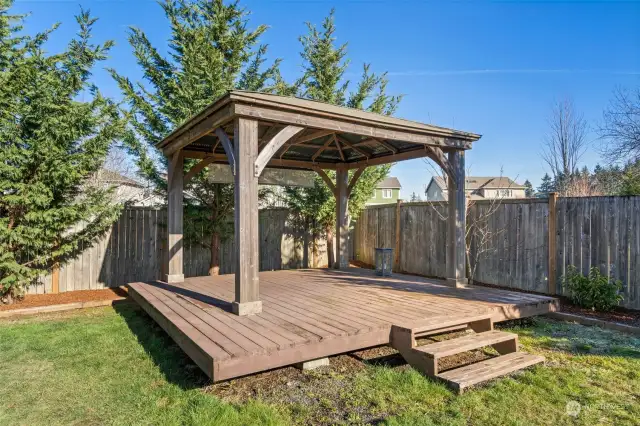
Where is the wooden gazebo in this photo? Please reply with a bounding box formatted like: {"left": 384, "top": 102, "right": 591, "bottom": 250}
{"left": 157, "top": 91, "right": 481, "bottom": 316}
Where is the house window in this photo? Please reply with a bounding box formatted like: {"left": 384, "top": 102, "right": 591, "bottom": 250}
{"left": 499, "top": 189, "right": 512, "bottom": 197}
{"left": 382, "top": 189, "right": 392, "bottom": 199}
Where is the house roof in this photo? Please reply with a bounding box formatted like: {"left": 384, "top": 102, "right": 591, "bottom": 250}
{"left": 97, "top": 169, "right": 144, "bottom": 188}
{"left": 431, "top": 176, "right": 526, "bottom": 191}
{"left": 377, "top": 177, "right": 401, "bottom": 189}
{"left": 156, "top": 90, "right": 481, "bottom": 171}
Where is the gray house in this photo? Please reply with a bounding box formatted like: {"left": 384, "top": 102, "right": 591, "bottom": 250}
{"left": 425, "top": 176, "right": 527, "bottom": 201}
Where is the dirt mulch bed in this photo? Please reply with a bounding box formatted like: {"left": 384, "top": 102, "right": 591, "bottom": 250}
{"left": 206, "top": 331, "right": 494, "bottom": 424}
{"left": 0, "top": 287, "right": 128, "bottom": 311}
{"left": 558, "top": 302, "right": 640, "bottom": 328}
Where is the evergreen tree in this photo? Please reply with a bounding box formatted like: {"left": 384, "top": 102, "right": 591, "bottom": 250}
{"left": 410, "top": 192, "right": 421, "bottom": 202}
{"left": 0, "top": 3, "right": 123, "bottom": 301}
{"left": 537, "top": 173, "right": 555, "bottom": 196}
{"left": 283, "top": 10, "right": 401, "bottom": 267}
{"left": 523, "top": 180, "right": 534, "bottom": 197}
{"left": 111, "top": 0, "right": 283, "bottom": 275}
{"left": 618, "top": 160, "right": 640, "bottom": 195}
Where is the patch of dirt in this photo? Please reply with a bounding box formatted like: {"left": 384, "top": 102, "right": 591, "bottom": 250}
{"left": 0, "top": 287, "right": 128, "bottom": 311}
{"left": 206, "top": 331, "right": 496, "bottom": 425}
{"left": 559, "top": 302, "right": 640, "bottom": 327}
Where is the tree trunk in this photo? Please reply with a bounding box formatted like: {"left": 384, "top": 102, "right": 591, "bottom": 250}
{"left": 326, "top": 225, "right": 334, "bottom": 268}
{"left": 209, "top": 232, "right": 221, "bottom": 276}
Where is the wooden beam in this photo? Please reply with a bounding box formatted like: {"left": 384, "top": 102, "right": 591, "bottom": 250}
{"left": 294, "top": 129, "right": 335, "bottom": 145}
{"left": 446, "top": 150, "right": 466, "bottom": 288}
{"left": 166, "top": 150, "right": 184, "bottom": 283}
{"left": 334, "top": 136, "right": 346, "bottom": 161}
{"left": 258, "top": 124, "right": 279, "bottom": 149}
{"left": 312, "top": 135, "right": 336, "bottom": 162}
{"left": 168, "top": 150, "right": 182, "bottom": 187}
{"left": 336, "top": 136, "right": 370, "bottom": 159}
{"left": 372, "top": 138, "right": 398, "bottom": 154}
{"left": 184, "top": 156, "right": 217, "bottom": 184}
{"left": 164, "top": 104, "right": 232, "bottom": 156}
{"left": 335, "top": 167, "right": 349, "bottom": 269}
{"left": 214, "top": 127, "right": 236, "bottom": 175}
{"left": 346, "top": 147, "right": 431, "bottom": 169}
{"left": 234, "top": 103, "right": 473, "bottom": 149}
{"left": 548, "top": 192, "right": 558, "bottom": 295}
{"left": 347, "top": 166, "right": 366, "bottom": 196}
{"left": 425, "top": 146, "right": 457, "bottom": 188}
{"left": 268, "top": 158, "right": 338, "bottom": 170}
{"left": 182, "top": 151, "right": 339, "bottom": 170}
{"left": 233, "top": 117, "right": 261, "bottom": 316}
{"left": 313, "top": 167, "right": 336, "bottom": 196}
{"left": 254, "top": 125, "right": 305, "bottom": 176}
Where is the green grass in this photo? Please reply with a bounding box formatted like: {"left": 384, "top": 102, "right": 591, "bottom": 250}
{"left": 0, "top": 305, "right": 638, "bottom": 425}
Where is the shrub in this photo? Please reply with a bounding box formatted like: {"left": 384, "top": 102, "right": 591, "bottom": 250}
{"left": 562, "top": 266, "right": 623, "bottom": 312}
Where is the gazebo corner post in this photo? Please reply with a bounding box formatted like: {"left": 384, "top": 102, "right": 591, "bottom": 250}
{"left": 335, "top": 165, "right": 350, "bottom": 269}
{"left": 165, "top": 150, "right": 185, "bottom": 283}
{"left": 446, "top": 150, "right": 467, "bottom": 288}
{"left": 232, "top": 116, "right": 262, "bottom": 316}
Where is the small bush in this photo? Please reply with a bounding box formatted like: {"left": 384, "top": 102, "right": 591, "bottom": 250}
{"left": 562, "top": 266, "right": 623, "bottom": 312}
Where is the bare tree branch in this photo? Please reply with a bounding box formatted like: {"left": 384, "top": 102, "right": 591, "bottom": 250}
{"left": 541, "top": 98, "right": 588, "bottom": 179}
{"left": 599, "top": 86, "right": 640, "bottom": 164}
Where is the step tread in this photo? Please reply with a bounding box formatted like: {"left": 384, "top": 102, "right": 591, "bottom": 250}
{"left": 414, "top": 330, "right": 516, "bottom": 358}
{"left": 437, "top": 352, "right": 544, "bottom": 391}
{"left": 393, "top": 312, "right": 493, "bottom": 334}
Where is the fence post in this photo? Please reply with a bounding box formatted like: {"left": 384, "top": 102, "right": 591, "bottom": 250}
{"left": 395, "top": 199, "right": 402, "bottom": 271}
{"left": 548, "top": 192, "right": 558, "bottom": 295}
{"left": 51, "top": 263, "right": 59, "bottom": 294}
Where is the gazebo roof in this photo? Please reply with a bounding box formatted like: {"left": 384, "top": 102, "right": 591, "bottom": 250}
{"left": 158, "top": 90, "right": 481, "bottom": 170}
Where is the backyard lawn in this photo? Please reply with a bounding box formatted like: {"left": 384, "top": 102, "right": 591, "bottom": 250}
{"left": 0, "top": 303, "right": 638, "bottom": 425}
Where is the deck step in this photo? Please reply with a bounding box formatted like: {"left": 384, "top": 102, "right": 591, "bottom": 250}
{"left": 392, "top": 312, "right": 494, "bottom": 337}
{"left": 415, "top": 330, "right": 517, "bottom": 359}
{"left": 437, "top": 352, "right": 545, "bottom": 393}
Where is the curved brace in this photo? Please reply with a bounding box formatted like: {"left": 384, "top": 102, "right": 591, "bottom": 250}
{"left": 347, "top": 166, "right": 366, "bottom": 197}
{"left": 254, "top": 125, "right": 305, "bottom": 176}
{"left": 184, "top": 156, "right": 217, "bottom": 184}
{"left": 426, "top": 146, "right": 458, "bottom": 189}
{"left": 312, "top": 166, "right": 336, "bottom": 196}
{"left": 214, "top": 127, "right": 236, "bottom": 175}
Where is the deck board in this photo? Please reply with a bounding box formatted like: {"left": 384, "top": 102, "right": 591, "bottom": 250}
{"left": 128, "top": 267, "right": 558, "bottom": 382}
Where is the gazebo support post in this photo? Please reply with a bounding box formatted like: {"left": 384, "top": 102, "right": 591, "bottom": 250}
{"left": 232, "top": 117, "right": 262, "bottom": 315}
{"left": 446, "top": 150, "right": 467, "bottom": 287}
{"left": 335, "top": 166, "right": 350, "bottom": 269}
{"left": 165, "top": 150, "right": 185, "bottom": 283}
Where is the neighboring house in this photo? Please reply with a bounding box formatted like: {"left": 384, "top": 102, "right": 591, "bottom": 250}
{"left": 425, "top": 176, "right": 527, "bottom": 201}
{"left": 95, "top": 169, "right": 164, "bottom": 207}
{"left": 367, "top": 177, "right": 402, "bottom": 205}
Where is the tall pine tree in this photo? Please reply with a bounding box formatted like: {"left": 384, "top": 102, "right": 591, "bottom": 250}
{"left": 283, "top": 10, "right": 401, "bottom": 266}
{"left": 523, "top": 180, "right": 534, "bottom": 197}
{"left": 537, "top": 173, "right": 555, "bottom": 196}
{"left": 110, "top": 0, "right": 285, "bottom": 275}
{"left": 0, "top": 3, "right": 123, "bottom": 301}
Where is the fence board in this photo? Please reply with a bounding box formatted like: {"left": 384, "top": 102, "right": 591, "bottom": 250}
{"left": 30, "top": 207, "right": 327, "bottom": 295}
{"left": 353, "top": 197, "right": 640, "bottom": 310}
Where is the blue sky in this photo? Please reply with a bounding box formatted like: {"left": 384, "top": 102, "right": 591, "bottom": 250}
{"left": 11, "top": 0, "right": 640, "bottom": 199}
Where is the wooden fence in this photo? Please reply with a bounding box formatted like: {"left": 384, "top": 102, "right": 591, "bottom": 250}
{"left": 30, "top": 207, "right": 328, "bottom": 294}
{"left": 352, "top": 196, "right": 640, "bottom": 310}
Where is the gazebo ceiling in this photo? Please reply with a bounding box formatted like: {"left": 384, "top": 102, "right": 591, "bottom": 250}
{"left": 158, "top": 90, "right": 482, "bottom": 170}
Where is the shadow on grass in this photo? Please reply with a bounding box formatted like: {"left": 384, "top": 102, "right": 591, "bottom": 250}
{"left": 501, "top": 317, "right": 640, "bottom": 360}
{"left": 114, "top": 302, "right": 210, "bottom": 390}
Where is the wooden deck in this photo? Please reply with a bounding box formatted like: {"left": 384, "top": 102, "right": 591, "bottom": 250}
{"left": 127, "top": 268, "right": 558, "bottom": 382}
